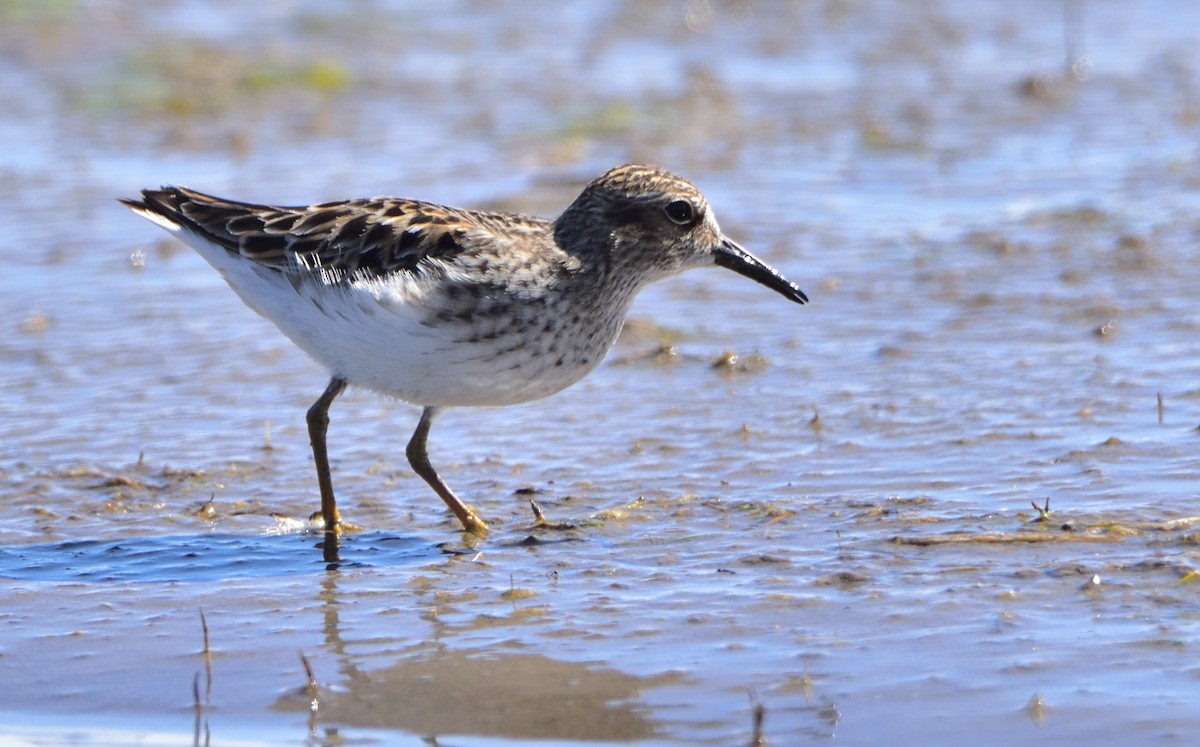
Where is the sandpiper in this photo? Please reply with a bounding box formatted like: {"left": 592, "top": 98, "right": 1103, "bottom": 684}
{"left": 122, "top": 164, "right": 807, "bottom": 534}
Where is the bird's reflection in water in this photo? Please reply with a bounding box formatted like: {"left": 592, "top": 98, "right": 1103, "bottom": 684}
{"left": 276, "top": 548, "right": 674, "bottom": 743}
{"left": 290, "top": 649, "right": 671, "bottom": 741}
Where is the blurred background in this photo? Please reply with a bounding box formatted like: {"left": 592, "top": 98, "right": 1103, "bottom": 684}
{"left": 2, "top": 1, "right": 1199, "bottom": 745}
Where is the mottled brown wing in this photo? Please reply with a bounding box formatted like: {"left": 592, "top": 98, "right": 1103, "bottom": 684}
{"left": 121, "top": 186, "right": 518, "bottom": 280}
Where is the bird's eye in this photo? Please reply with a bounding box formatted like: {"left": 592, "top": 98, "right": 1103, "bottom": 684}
{"left": 664, "top": 199, "right": 696, "bottom": 226}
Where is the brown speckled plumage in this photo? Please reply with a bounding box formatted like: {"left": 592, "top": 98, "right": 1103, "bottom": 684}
{"left": 121, "top": 164, "right": 807, "bottom": 536}
{"left": 126, "top": 187, "right": 554, "bottom": 281}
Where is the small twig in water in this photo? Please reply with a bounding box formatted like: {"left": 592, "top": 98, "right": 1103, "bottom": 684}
{"left": 300, "top": 651, "right": 319, "bottom": 735}
{"left": 299, "top": 651, "right": 319, "bottom": 711}
{"left": 1031, "top": 498, "right": 1052, "bottom": 522}
{"left": 748, "top": 691, "right": 767, "bottom": 746}
{"left": 529, "top": 498, "right": 546, "bottom": 523}
{"left": 199, "top": 608, "right": 212, "bottom": 702}
{"left": 527, "top": 497, "right": 578, "bottom": 531}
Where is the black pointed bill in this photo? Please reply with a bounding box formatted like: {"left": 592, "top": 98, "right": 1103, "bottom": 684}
{"left": 713, "top": 237, "right": 808, "bottom": 305}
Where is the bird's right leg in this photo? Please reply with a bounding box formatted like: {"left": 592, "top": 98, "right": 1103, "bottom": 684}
{"left": 406, "top": 406, "right": 490, "bottom": 535}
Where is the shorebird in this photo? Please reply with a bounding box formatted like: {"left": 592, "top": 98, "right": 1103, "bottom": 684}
{"left": 122, "top": 164, "right": 807, "bottom": 534}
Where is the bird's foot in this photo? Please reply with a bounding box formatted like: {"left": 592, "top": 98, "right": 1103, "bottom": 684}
{"left": 309, "top": 511, "right": 363, "bottom": 534}
{"left": 458, "top": 507, "right": 490, "bottom": 536}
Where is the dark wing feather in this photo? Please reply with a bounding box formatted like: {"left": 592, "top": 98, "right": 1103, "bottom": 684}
{"left": 120, "top": 186, "right": 544, "bottom": 280}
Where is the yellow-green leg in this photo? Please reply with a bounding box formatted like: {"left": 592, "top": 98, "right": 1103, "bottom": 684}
{"left": 407, "top": 406, "right": 489, "bottom": 534}
{"left": 307, "top": 377, "right": 347, "bottom": 532}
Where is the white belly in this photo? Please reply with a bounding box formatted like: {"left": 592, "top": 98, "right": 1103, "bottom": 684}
{"left": 187, "top": 234, "right": 626, "bottom": 407}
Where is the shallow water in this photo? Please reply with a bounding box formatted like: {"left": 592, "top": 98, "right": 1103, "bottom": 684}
{"left": 2, "top": 0, "right": 1200, "bottom": 744}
